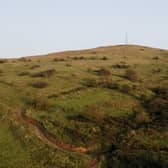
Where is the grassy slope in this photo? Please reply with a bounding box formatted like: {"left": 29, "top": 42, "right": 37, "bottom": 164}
{"left": 0, "top": 44, "right": 168, "bottom": 168}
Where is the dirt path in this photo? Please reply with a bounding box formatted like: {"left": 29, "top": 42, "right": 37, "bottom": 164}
{"left": 19, "top": 110, "right": 99, "bottom": 168}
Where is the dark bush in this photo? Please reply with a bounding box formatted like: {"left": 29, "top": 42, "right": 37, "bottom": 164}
{"left": 25, "top": 96, "right": 51, "bottom": 110}
{"left": 147, "top": 97, "right": 167, "bottom": 114}
{"left": 152, "top": 56, "right": 159, "bottom": 60}
{"left": 120, "top": 84, "right": 132, "bottom": 93}
{"left": 18, "top": 57, "right": 31, "bottom": 62}
{"left": 31, "top": 81, "right": 48, "bottom": 88}
{"left": 125, "top": 69, "right": 139, "bottom": 82}
{"left": 101, "top": 79, "right": 119, "bottom": 90}
{"left": 102, "top": 56, "right": 108, "bottom": 60}
{"left": 83, "top": 78, "right": 98, "bottom": 87}
{"left": 113, "top": 63, "right": 130, "bottom": 69}
{"left": 18, "top": 71, "right": 30, "bottom": 76}
{"left": 31, "top": 65, "right": 40, "bottom": 69}
{"left": 0, "top": 59, "right": 7, "bottom": 64}
{"left": 152, "top": 86, "right": 168, "bottom": 99}
{"left": 53, "top": 58, "right": 65, "bottom": 62}
{"left": 97, "top": 68, "right": 111, "bottom": 76}
{"left": 32, "top": 69, "right": 56, "bottom": 78}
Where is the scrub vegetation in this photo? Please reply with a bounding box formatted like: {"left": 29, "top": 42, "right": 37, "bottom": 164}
{"left": 0, "top": 45, "right": 168, "bottom": 168}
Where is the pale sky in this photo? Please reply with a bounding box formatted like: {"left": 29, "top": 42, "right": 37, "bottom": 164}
{"left": 0, "top": 0, "right": 168, "bottom": 58}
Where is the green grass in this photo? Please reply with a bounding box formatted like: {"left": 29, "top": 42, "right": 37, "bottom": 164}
{"left": 0, "top": 45, "right": 168, "bottom": 167}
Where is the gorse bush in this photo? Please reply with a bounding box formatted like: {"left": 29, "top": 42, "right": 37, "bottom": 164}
{"left": 112, "top": 63, "right": 130, "bottom": 69}
{"left": 53, "top": 58, "right": 65, "bottom": 62}
{"left": 31, "top": 81, "right": 48, "bottom": 88}
{"left": 120, "top": 84, "right": 132, "bottom": 93}
{"left": 31, "top": 64, "right": 40, "bottom": 69}
{"left": 97, "top": 68, "right": 111, "bottom": 76}
{"left": 25, "top": 96, "right": 51, "bottom": 111}
{"left": 0, "top": 59, "right": 7, "bottom": 64}
{"left": 125, "top": 69, "right": 139, "bottom": 82}
{"left": 83, "top": 78, "right": 98, "bottom": 87}
{"left": 32, "top": 69, "right": 56, "bottom": 78}
{"left": 18, "top": 71, "right": 30, "bottom": 76}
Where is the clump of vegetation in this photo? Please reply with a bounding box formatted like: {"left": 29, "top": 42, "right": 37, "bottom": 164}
{"left": 97, "top": 68, "right": 111, "bottom": 76}
{"left": 31, "top": 64, "right": 40, "bottom": 69}
{"left": 25, "top": 96, "right": 51, "bottom": 110}
{"left": 0, "top": 59, "right": 7, "bottom": 64}
{"left": 101, "top": 56, "right": 108, "bottom": 60}
{"left": 32, "top": 69, "right": 56, "bottom": 78}
{"left": 18, "top": 71, "right": 30, "bottom": 76}
{"left": 83, "top": 78, "right": 98, "bottom": 87}
{"left": 53, "top": 58, "right": 65, "bottom": 62}
{"left": 152, "top": 56, "right": 159, "bottom": 60}
{"left": 101, "top": 78, "right": 119, "bottom": 90}
{"left": 125, "top": 69, "right": 139, "bottom": 82}
{"left": 112, "top": 63, "right": 130, "bottom": 69}
{"left": 65, "top": 63, "right": 72, "bottom": 67}
{"left": 120, "top": 83, "right": 132, "bottom": 93}
{"left": 18, "top": 57, "right": 31, "bottom": 62}
{"left": 31, "top": 81, "right": 48, "bottom": 88}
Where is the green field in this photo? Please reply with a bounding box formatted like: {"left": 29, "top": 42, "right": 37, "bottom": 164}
{"left": 0, "top": 45, "right": 168, "bottom": 168}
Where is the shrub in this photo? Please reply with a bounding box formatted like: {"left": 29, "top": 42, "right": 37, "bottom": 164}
{"left": 0, "top": 59, "right": 7, "bottom": 64}
{"left": 18, "top": 57, "right": 31, "bottom": 62}
{"left": 65, "top": 63, "right": 72, "bottom": 67}
{"left": 97, "top": 68, "right": 111, "bottom": 76}
{"left": 120, "top": 84, "right": 132, "bottom": 93}
{"left": 53, "top": 58, "right": 65, "bottom": 62}
{"left": 25, "top": 96, "right": 51, "bottom": 110}
{"left": 31, "top": 81, "right": 48, "bottom": 88}
{"left": 147, "top": 97, "right": 167, "bottom": 114}
{"left": 112, "top": 63, "right": 130, "bottom": 69}
{"left": 152, "top": 56, "right": 159, "bottom": 60}
{"left": 83, "top": 78, "right": 98, "bottom": 87}
{"left": 32, "top": 69, "right": 56, "bottom": 78}
{"left": 101, "top": 79, "right": 119, "bottom": 90}
{"left": 152, "top": 86, "right": 168, "bottom": 99}
{"left": 125, "top": 69, "right": 138, "bottom": 82}
{"left": 18, "top": 71, "right": 30, "bottom": 76}
{"left": 134, "top": 111, "right": 150, "bottom": 124}
{"left": 102, "top": 56, "right": 108, "bottom": 60}
{"left": 31, "top": 65, "right": 40, "bottom": 69}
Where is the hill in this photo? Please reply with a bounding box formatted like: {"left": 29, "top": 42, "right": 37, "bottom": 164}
{"left": 0, "top": 44, "right": 168, "bottom": 168}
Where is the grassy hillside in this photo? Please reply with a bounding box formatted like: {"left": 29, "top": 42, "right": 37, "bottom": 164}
{"left": 0, "top": 45, "right": 168, "bottom": 168}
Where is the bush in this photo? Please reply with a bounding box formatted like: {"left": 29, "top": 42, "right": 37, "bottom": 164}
{"left": 120, "top": 84, "right": 132, "bottom": 93}
{"left": 147, "top": 97, "right": 167, "bottom": 114}
{"left": 134, "top": 111, "right": 150, "bottom": 124}
{"left": 53, "top": 58, "right": 65, "bottom": 62}
{"left": 18, "top": 57, "right": 31, "bottom": 62}
{"left": 31, "top": 65, "right": 40, "bottom": 69}
{"left": 83, "top": 78, "right": 98, "bottom": 87}
{"left": 0, "top": 59, "right": 7, "bottom": 64}
{"left": 125, "top": 69, "right": 139, "bottom": 82}
{"left": 102, "top": 56, "right": 108, "bottom": 60}
{"left": 101, "top": 79, "right": 119, "bottom": 90}
{"left": 113, "top": 63, "right": 130, "bottom": 69}
{"left": 25, "top": 96, "right": 51, "bottom": 110}
{"left": 97, "top": 68, "right": 111, "bottom": 76}
{"left": 32, "top": 69, "right": 56, "bottom": 78}
{"left": 18, "top": 71, "right": 30, "bottom": 76}
{"left": 31, "top": 81, "right": 48, "bottom": 88}
{"left": 152, "top": 86, "right": 168, "bottom": 99}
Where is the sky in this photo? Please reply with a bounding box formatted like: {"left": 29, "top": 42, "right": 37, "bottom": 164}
{"left": 0, "top": 0, "right": 168, "bottom": 58}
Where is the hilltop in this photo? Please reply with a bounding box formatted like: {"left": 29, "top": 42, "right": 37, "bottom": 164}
{"left": 0, "top": 44, "right": 168, "bottom": 168}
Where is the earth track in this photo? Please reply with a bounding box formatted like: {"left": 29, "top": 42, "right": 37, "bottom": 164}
{"left": 19, "top": 110, "right": 99, "bottom": 168}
